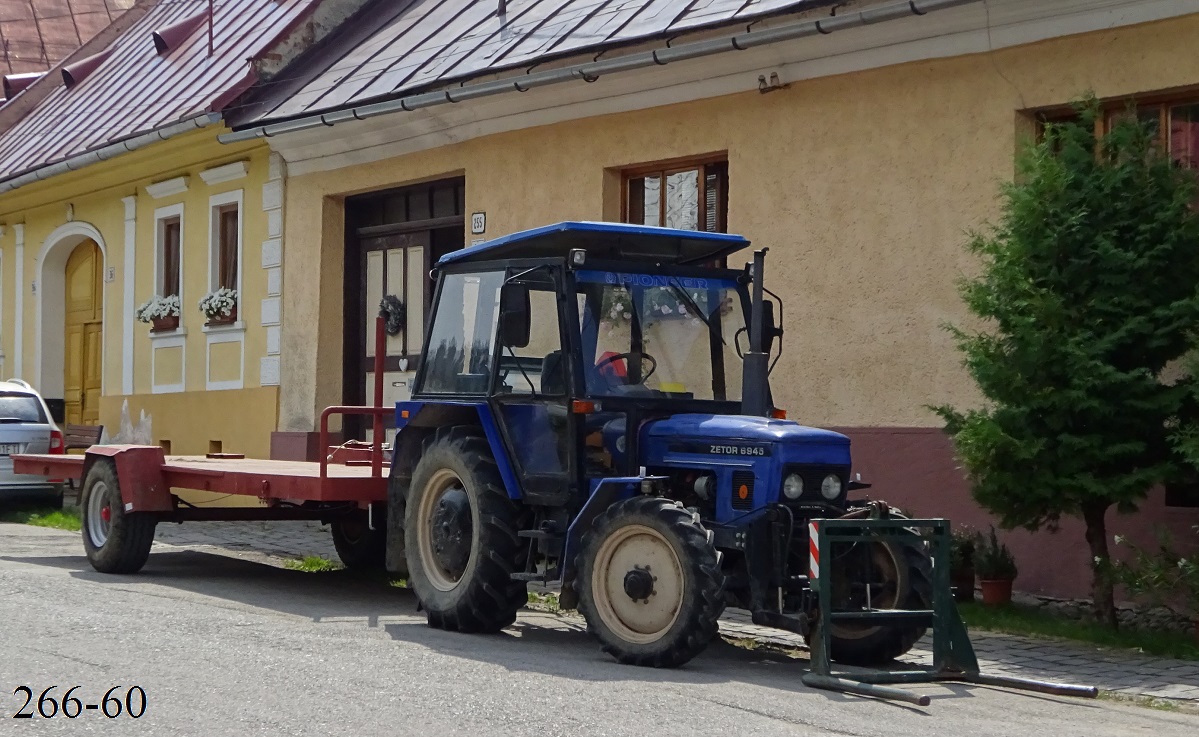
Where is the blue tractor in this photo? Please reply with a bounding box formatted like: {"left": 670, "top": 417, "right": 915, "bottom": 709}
{"left": 384, "top": 221, "right": 931, "bottom": 667}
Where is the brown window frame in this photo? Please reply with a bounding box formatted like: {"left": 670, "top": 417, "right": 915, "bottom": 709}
{"left": 1034, "top": 88, "right": 1199, "bottom": 169}
{"left": 159, "top": 215, "right": 181, "bottom": 298}
{"left": 215, "top": 203, "right": 239, "bottom": 293}
{"left": 621, "top": 153, "right": 730, "bottom": 234}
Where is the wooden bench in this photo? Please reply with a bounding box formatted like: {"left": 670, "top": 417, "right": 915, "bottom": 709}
{"left": 60, "top": 424, "right": 102, "bottom": 496}
{"left": 63, "top": 424, "right": 103, "bottom": 453}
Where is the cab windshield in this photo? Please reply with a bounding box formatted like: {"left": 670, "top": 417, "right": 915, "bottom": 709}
{"left": 575, "top": 269, "right": 746, "bottom": 401}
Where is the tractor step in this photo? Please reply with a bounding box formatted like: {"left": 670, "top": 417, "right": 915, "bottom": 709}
{"left": 751, "top": 609, "right": 810, "bottom": 636}
{"left": 511, "top": 569, "right": 560, "bottom": 583}
{"left": 518, "top": 529, "right": 563, "bottom": 542}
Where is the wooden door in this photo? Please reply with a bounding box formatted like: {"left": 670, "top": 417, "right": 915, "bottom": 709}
{"left": 64, "top": 241, "right": 103, "bottom": 425}
{"left": 361, "top": 232, "right": 429, "bottom": 442}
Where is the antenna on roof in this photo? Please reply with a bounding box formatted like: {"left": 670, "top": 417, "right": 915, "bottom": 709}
{"left": 498, "top": 0, "right": 506, "bottom": 15}
{"left": 208, "top": 0, "right": 214, "bottom": 56}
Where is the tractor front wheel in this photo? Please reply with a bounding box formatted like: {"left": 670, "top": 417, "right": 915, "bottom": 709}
{"left": 405, "top": 428, "right": 527, "bottom": 633}
{"left": 578, "top": 496, "right": 725, "bottom": 667}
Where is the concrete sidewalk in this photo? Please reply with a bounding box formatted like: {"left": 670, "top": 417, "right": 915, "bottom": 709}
{"left": 153, "top": 519, "right": 1199, "bottom": 705}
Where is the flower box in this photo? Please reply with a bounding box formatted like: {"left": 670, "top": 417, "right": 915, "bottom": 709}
{"left": 151, "top": 315, "right": 180, "bottom": 333}
{"left": 206, "top": 305, "right": 238, "bottom": 327}
{"left": 199, "top": 288, "right": 239, "bottom": 327}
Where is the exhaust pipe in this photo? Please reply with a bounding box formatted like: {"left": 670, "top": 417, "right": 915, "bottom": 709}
{"left": 741, "top": 248, "right": 771, "bottom": 417}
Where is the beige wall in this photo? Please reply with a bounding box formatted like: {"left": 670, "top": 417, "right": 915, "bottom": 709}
{"left": 280, "top": 13, "right": 1199, "bottom": 431}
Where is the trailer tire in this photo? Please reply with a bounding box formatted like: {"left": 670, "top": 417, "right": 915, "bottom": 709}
{"left": 331, "top": 514, "right": 387, "bottom": 570}
{"left": 578, "top": 496, "right": 726, "bottom": 668}
{"left": 405, "top": 428, "right": 527, "bottom": 633}
{"left": 80, "top": 460, "right": 157, "bottom": 574}
{"left": 824, "top": 531, "right": 932, "bottom": 666}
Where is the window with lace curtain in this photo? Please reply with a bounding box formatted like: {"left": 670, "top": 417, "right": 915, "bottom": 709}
{"left": 623, "top": 156, "right": 729, "bottom": 234}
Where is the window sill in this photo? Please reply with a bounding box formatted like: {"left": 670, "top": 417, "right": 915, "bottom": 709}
{"left": 149, "top": 327, "right": 187, "bottom": 341}
{"left": 202, "top": 321, "right": 246, "bottom": 335}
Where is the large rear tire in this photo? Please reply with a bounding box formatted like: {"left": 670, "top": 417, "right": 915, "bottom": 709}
{"left": 578, "top": 496, "right": 725, "bottom": 667}
{"left": 824, "top": 530, "right": 932, "bottom": 666}
{"left": 80, "top": 461, "right": 156, "bottom": 574}
{"left": 405, "top": 428, "right": 527, "bottom": 633}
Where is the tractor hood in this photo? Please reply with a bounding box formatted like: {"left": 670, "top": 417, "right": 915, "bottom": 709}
{"left": 641, "top": 414, "right": 852, "bottom": 467}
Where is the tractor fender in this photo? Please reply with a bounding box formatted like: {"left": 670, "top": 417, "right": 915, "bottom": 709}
{"left": 391, "top": 400, "right": 523, "bottom": 500}
{"left": 81, "top": 445, "right": 173, "bottom": 513}
{"left": 559, "top": 478, "right": 643, "bottom": 592}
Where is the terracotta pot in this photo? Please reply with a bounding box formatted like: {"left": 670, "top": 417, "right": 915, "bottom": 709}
{"left": 979, "top": 578, "right": 1014, "bottom": 606}
{"left": 951, "top": 566, "right": 976, "bottom": 603}
{"left": 150, "top": 315, "right": 179, "bottom": 332}
{"left": 205, "top": 306, "right": 237, "bottom": 327}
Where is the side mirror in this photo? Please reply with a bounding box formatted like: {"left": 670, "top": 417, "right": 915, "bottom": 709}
{"left": 762, "top": 300, "right": 782, "bottom": 353}
{"left": 499, "top": 284, "right": 531, "bottom": 348}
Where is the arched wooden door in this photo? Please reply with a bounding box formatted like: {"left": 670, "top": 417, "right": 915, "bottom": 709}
{"left": 64, "top": 241, "right": 103, "bottom": 426}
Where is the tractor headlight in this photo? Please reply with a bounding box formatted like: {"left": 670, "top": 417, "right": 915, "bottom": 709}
{"left": 820, "top": 474, "right": 843, "bottom": 500}
{"left": 782, "top": 473, "right": 804, "bottom": 500}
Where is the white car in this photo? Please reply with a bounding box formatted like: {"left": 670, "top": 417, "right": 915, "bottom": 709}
{"left": 0, "top": 379, "right": 65, "bottom": 506}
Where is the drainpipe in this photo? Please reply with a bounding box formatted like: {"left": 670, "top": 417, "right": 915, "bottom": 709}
{"left": 221, "top": 0, "right": 980, "bottom": 144}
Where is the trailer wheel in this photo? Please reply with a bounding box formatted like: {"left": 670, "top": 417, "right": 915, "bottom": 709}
{"left": 577, "top": 496, "right": 725, "bottom": 668}
{"left": 331, "top": 514, "right": 386, "bottom": 570}
{"left": 824, "top": 532, "right": 932, "bottom": 666}
{"left": 405, "top": 428, "right": 527, "bottom": 633}
{"left": 80, "top": 460, "right": 157, "bottom": 574}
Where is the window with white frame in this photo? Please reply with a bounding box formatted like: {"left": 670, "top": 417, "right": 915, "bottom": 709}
{"left": 154, "top": 204, "right": 184, "bottom": 298}
{"left": 208, "top": 191, "right": 242, "bottom": 297}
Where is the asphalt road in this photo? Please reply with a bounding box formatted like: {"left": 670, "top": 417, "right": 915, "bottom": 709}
{"left": 2, "top": 523, "right": 1197, "bottom": 736}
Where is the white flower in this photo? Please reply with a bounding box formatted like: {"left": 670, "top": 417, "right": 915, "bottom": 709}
{"left": 1113, "top": 535, "right": 1125, "bottom": 545}
{"left": 198, "top": 288, "right": 238, "bottom": 318}
{"left": 1093, "top": 556, "right": 1101, "bottom": 564}
{"left": 135, "top": 294, "right": 181, "bottom": 322}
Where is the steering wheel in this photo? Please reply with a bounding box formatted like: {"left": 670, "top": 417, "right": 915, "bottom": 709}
{"left": 596, "top": 351, "right": 658, "bottom": 384}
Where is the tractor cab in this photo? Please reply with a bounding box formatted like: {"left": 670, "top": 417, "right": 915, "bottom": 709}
{"left": 405, "top": 222, "right": 848, "bottom": 520}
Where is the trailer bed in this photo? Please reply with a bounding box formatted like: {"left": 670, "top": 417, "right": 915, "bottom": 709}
{"left": 12, "top": 450, "right": 389, "bottom": 504}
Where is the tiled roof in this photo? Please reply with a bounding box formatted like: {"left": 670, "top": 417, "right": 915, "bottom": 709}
{"left": 0, "top": 0, "right": 319, "bottom": 182}
{"left": 0, "top": 1, "right": 134, "bottom": 74}
{"left": 234, "top": 0, "right": 827, "bottom": 127}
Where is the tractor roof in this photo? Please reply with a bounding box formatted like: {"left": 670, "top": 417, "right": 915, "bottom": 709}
{"left": 436, "top": 221, "right": 750, "bottom": 268}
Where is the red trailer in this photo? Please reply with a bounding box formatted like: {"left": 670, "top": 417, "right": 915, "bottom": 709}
{"left": 11, "top": 319, "right": 396, "bottom": 574}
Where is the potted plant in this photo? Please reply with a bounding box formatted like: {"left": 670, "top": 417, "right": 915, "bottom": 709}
{"left": 136, "top": 294, "right": 182, "bottom": 332}
{"left": 199, "top": 287, "right": 238, "bottom": 326}
{"left": 975, "top": 526, "right": 1018, "bottom": 606}
{"left": 950, "top": 524, "right": 981, "bottom": 603}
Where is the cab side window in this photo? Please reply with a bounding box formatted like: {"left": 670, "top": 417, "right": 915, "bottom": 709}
{"left": 500, "top": 287, "right": 563, "bottom": 395}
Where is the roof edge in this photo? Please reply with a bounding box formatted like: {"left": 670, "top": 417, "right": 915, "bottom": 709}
{"left": 224, "top": 0, "right": 976, "bottom": 143}
{"left": 0, "top": 112, "right": 220, "bottom": 196}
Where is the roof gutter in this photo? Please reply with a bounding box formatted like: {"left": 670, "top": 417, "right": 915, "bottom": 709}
{"left": 0, "top": 112, "right": 220, "bottom": 195}
{"left": 221, "top": 0, "right": 980, "bottom": 144}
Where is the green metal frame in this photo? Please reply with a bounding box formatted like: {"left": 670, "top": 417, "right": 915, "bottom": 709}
{"left": 802, "top": 514, "right": 1099, "bottom": 707}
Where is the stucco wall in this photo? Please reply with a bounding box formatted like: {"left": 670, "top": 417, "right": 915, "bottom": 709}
{"left": 0, "top": 129, "right": 280, "bottom": 460}
{"left": 281, "top": 13, "right": 1199, "bottom": 434}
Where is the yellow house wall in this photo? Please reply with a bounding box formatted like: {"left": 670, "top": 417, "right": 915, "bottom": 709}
{"left": 281, "top": 13, "right": 1199, "bottom": 432}
{"left": 0, "top": 129, "right": 279, "bottom": 470}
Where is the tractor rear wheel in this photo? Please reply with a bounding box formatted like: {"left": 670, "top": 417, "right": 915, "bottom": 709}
{"left": 331, "top": 514, "right": 386, "bottom": 570}
{"left": 578, "top": 496, "right": 725, "bottom": 667}
{"left": 405, "top": 428, "right": 527, "bottom": 633}
{"left": 823, "top": 530, "right": 932, "bottom": 666}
